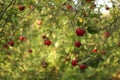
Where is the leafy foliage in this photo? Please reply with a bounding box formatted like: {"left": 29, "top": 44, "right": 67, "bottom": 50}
{"left": 0, "top": 0, "right": 120, "bottom": 80}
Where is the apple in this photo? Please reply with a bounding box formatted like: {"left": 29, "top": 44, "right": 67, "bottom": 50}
{"left": 9, "top": 41, "right": 14, "bottom": 46}
{"left": 106, "top": 7, "right": 110, "bottom": 10}
{"left": 92, "top": 49, "right": 97, "bottom": 53}
{"left": 74, "top": 41, "right": 81, "bottom": 48}
{"left": 71, "top": 59, "right": 78, "bottom": 66}
{"left": 76, "top": 28, "right": 85, "bottom": 36}
{"left": 66, "top": 4, "right": 72, "bottom": 9}
{"left": 37, "top": 20, "right": 42, "bottom": 25}
{"left": 3, "top": 44, "right": 8, "bottom": 48}
{"left": 42, "top": 35, "right": 47, "bottom": 39}
{"left": 28, "top": 49, "right": 32, "bottom": 53}
{"left": 79, "top": 64, "right": 87, "bottom": 70}
{"left": 104, "top": 32, "right": 110, "bottom": 38}
{"left": 19, "top": 36, "right": 25, "bottom": 42}
{"left": 18, "top": 5, "right": 25, "bottom": 11}
{"left": 44, "top": 39, "right": 51, "bottom": 46}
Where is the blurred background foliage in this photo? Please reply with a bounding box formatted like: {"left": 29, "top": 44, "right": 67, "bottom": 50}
{"left": 0, "top": 0, "right": 120, "bottom": 80}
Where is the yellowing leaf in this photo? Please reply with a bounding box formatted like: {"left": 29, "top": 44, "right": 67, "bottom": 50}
{"left": 79, "top": 18, "right": 83, "bottom": 23}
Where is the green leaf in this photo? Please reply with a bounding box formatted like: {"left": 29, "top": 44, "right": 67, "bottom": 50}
{"left": 90, "top": 14, "right": 99, "bottom": 18}
{"left": 87, "top": 27, "right": 99, "bottom": 34}
{"left": 77, "top": 20, "right": 82, "bottom": 26}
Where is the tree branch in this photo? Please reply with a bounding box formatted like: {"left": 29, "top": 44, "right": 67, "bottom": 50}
{"left": 0, "top": 0, "right": 15, "bottom": 20}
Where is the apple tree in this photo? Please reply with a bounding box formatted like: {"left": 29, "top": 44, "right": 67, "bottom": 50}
{"left": 0, "top": 0, "right": 120, "bottom": 80}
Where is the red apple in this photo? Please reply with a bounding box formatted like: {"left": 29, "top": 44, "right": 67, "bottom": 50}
{"left": 19, "top": 36, "right": 25, "bottom": 41}
{"left": 74, "top": 41, "right": 81, "bottom": 48}
{"left": 79, "top": 64, "right": 87, "bottom": 70}
{"left": 37, "top": 20, "right": 42, "bottom": 25}
{"left": 28, "top": 49, "right": 32, "bottom": 53}
{"left": 92, "top": 49, "right": 97, "bottom": 53}
{"left": 76, "top": 28, "right": 85, "bottom": 36}
{"left": 106, "top": 7, "right": 110, "bottom": 10}
{"left": 66, "top": 5, "right": 72, "bottom": 9}
{"left": 44, "top": 39, "right": 51, "bottom": 46}
{"left": 18, "top": 5, "right": 25, "bottom": 11}
{"left": 71, "top": 59, "right": 78, "bottom": 66}
{"left": 9, "top": 41, "right": 14, "bottom": 46}
{"left": 104, "top": 32, "right": 110, "bottom": 38}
